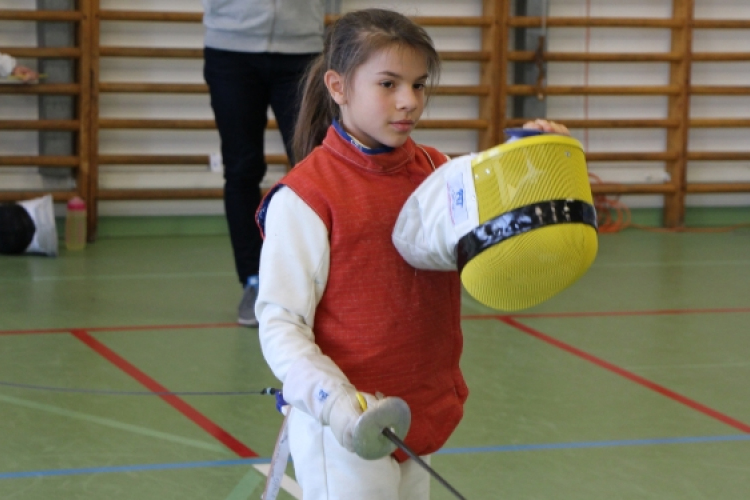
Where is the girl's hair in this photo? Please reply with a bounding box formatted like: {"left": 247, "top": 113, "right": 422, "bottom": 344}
{"left": 292, "top": 8, "right": 441, "bottom": 162}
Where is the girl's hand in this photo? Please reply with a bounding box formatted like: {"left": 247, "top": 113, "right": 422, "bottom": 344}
{"left": 522, "top": 119, "right": 570, "bottom": 136}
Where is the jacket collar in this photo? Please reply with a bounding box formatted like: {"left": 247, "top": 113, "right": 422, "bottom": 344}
{"left": 323, "top": 123, "right": 416, "bottom": 173}
{"left": 332, "top": 119, "right": 395, "bottom": 155}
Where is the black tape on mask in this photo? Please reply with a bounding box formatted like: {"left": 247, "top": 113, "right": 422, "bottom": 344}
{"left": 456, "top": 199, "right": 597, "bottom": 272}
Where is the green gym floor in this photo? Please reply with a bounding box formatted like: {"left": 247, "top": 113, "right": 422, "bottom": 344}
{"left": 1, "top": 212, "right": 749, "bottom": 499}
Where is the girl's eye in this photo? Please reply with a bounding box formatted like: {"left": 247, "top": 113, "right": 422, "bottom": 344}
{"left": 414, "top": 83, "right": 426, "bottom": 90}
{"left": 380, "top": 81, "right": 395, "bottom": 89}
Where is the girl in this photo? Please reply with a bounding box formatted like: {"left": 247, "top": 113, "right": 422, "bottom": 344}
{"left": 255, "top": 8, "right": 567, "bottom": 499}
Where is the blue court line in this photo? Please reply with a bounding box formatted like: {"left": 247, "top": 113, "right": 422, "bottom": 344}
{"left": 0, "top": 458, "right": 270, "bottom": 480}
{"left": 0, "top": 380, "right": 272, "bottom": 396}
{"left": 436, "top": 433, "right": 750, "bottom": 455}
{"left": 2, "top": 434, "right": 749, "bottom": 480}
{"left": 0, "top": 271, "right": 235, "bottom": 283}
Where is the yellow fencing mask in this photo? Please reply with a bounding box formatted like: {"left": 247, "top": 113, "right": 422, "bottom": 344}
{"left": 392, "top": 131, "right": 598, "bottom": 311}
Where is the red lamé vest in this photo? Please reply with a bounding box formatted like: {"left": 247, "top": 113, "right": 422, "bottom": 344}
{"left": 265, "top": 126, "right": 468, "bottom": 460}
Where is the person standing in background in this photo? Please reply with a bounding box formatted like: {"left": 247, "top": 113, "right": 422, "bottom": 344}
{"left": 202, "top": 0, "right": 326, "bottom": 327}
{"left": 0, "top": 52, "right": 39, "bottom": 82}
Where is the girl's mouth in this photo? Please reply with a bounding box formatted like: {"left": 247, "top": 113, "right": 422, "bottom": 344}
{"left": 391, "top": 121, "right": 414, "bottom": 132}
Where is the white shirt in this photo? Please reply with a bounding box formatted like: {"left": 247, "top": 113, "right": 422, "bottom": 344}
{"left": 0, "top": 53, "right": 16, "bottom": 78}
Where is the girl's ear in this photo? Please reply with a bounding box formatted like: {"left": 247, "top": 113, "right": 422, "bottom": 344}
{"left": 324, "top": 69, "right": 347, "bottom": 105}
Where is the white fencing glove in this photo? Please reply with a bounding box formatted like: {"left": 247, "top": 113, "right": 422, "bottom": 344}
{"left": 323, "top": 387, "right": 376, "bottom": 452}
{"left": 279, "top": 357, "right": 411, "bottom": 459}
{"left": 322, "top": 386, "right": 411, "bottom": 460}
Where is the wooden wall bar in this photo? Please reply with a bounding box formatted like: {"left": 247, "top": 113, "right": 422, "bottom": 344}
{"left": 506, "top": 1, "right": 749, "bottom": 227}
{"left": 1, "top": 2, "right": 748, "bottom": 234}
{"left": 0, "top": 5, "right": 91, "bottom": 209}
{"left": 85, "top": 4, "right": 504, "bottom": 235}
{"left": 686, "top": 18, "right": 750, "bottom": 198}
{"left": 506, "top": 1, "right": 693, "bottom": 225}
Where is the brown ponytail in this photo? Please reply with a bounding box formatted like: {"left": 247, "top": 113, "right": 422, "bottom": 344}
{"left": 292, "top": 55, "right": 338, "bottom": 162}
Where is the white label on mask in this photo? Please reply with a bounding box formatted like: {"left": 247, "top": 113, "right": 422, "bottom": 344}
{"left": 447, "top": 171, "right": 468, "bottom": 226}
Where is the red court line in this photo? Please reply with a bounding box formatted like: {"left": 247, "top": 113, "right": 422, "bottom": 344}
{"left": 463, "top": 306, "right": 750, "bottom": 321}
{"left": 2, "top": 307, "right": 749, "bottom": 336}
{"left": 0, "top": 323, "right": 237, "bottom": 336}
{"left": 500, "top": 317, "right": 750, "bottom": 434}
{"left": 71, "top": 329, "right": 258, "bottom": 458}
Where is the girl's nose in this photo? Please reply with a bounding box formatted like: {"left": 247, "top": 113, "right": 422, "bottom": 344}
{"left": 397, "top": 87, "right": 420, "bottom": 110}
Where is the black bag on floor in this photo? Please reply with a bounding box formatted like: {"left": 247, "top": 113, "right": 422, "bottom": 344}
{"left": 0, "top": 194, "right": 58, "bottom": 256}
{"left": 0, "top": 203, "right": 35, "bottom": 254}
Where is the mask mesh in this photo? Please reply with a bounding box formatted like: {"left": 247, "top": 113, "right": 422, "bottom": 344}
{"left": 461, "top": 136, "right": 598, "bottom": 311}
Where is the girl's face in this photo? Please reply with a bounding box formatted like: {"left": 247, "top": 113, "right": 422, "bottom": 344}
{"left": 326, "top": 44, "right": 429, "bottom": 149}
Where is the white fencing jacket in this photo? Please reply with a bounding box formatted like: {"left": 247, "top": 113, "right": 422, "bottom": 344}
{"left": 256, "top": 186, "right": 353, "bottom": 423}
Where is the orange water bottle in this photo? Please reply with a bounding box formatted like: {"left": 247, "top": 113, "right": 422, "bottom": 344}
{"left": 65, "top": 196, "right": 87, "bottom": 250}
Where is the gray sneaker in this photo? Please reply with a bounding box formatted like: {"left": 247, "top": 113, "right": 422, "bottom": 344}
{"left": 237, "top": 284, "right": 259, "bottom": 327}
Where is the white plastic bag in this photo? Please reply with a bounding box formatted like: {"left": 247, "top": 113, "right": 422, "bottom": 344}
{"left": 17, "top": 194, "right": 58, "bottom": 256}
